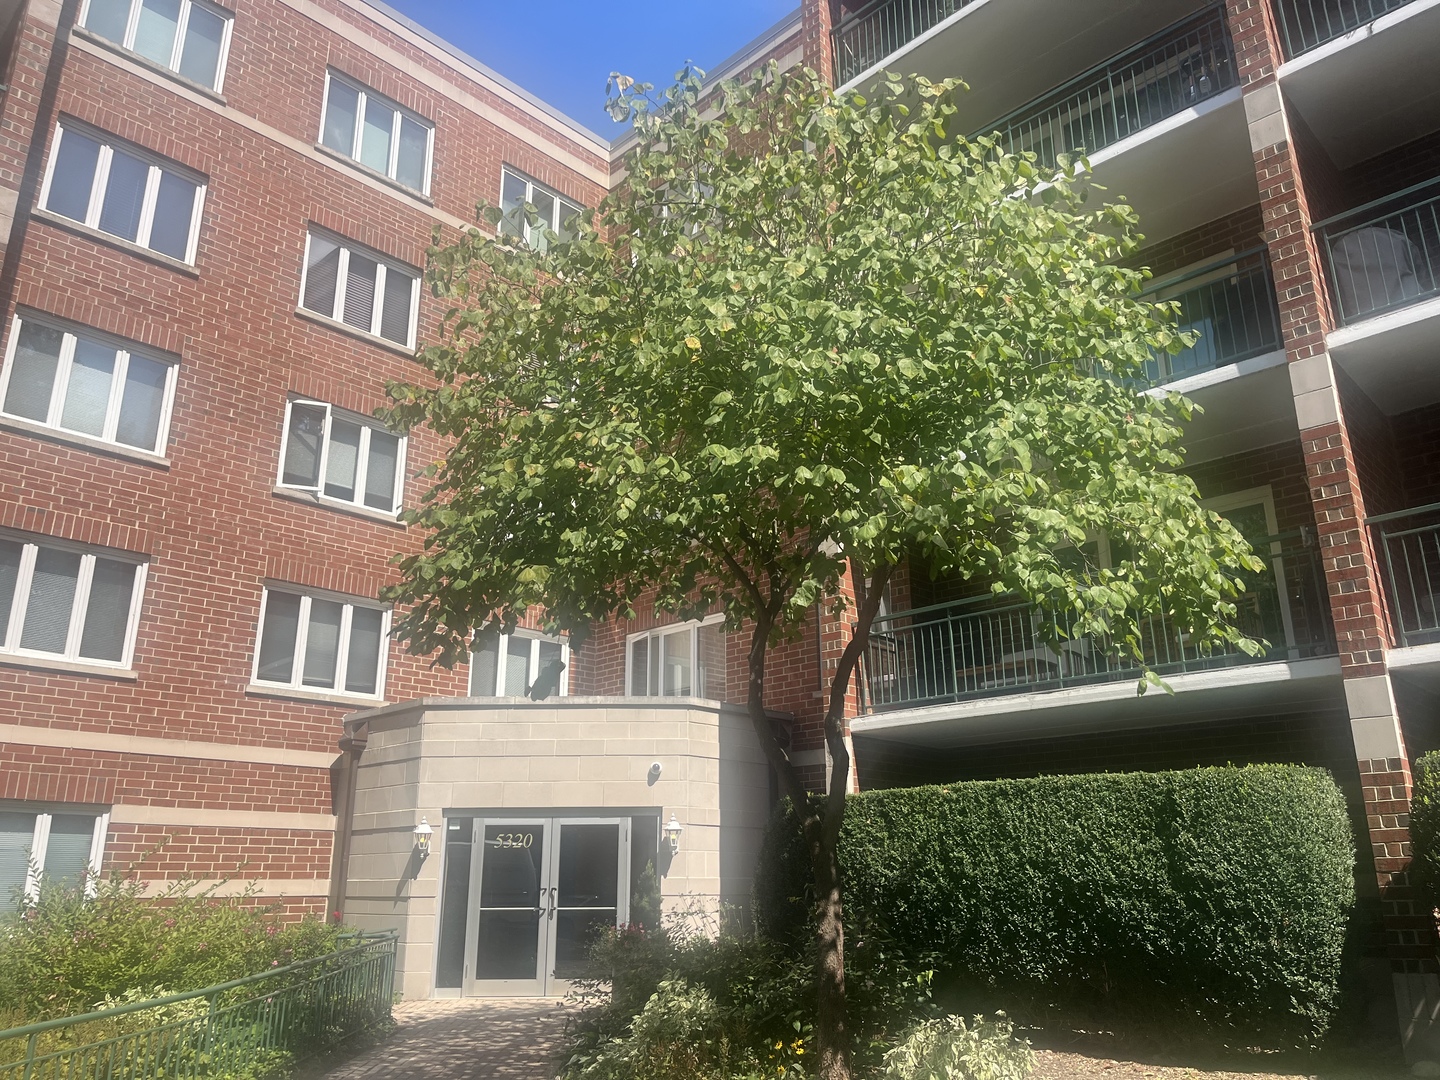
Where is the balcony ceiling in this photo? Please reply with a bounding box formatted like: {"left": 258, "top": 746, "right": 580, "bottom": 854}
{"left": 1158, "top": 351, "right": 1298, "bottom": 464}
{"left": 850, "top": 657, "right": 1342, "bottom": 749}
{"left": 844, "top": 0, "right": 1211, "bottom": 135}
{"left": 1279, "top": 0, "right": 1440, "bottom": 169}
{"left": 1083, "top": 88, "right": 1255, "bottom": 247}
{"left": 1329, "top": 298, "right": 1440, "bottom": 415}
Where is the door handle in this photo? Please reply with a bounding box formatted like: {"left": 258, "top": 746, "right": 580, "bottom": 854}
{"left": 547, "top": 886, "right": 557, "bottom": 920}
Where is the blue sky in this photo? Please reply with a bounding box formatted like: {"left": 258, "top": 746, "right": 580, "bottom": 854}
{"left": 379, "top": 1, "right": 799, "bottom": 136}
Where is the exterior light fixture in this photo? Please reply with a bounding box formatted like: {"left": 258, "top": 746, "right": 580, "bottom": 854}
{"left": 414, "top": 817, "right": 433, "bottom": 859}
{"left": 663, "top": 813, "right": 684, "bottom": 856}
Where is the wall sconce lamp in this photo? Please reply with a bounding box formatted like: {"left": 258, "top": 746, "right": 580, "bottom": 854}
{"left": 663, "top": 814, "right": 684, "bottom": 856}
{"left": 414, "top": 817, "right": 433, "bottom": 859}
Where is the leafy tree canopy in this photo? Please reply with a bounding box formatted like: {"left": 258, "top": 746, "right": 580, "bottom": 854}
{"left": 383, "top": 62, "right": 1260, "bottom": 677}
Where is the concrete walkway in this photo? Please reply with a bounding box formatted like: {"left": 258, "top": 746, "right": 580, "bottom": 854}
{"left": 318, "top": 999, "right": 574, "bottom": 1080}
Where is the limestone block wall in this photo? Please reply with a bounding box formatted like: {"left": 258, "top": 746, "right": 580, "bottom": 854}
{"left": 339, "top": 696, "right": 772, "bottom": 999}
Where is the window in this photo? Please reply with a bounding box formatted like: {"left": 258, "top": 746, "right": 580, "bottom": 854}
{"left": 277, "top": 399, "right": 405, "bottom": 515}
{"left": 252, "top": 587, "right": 389, "bottom": 698}
{"left": 0, "top": 535, "right": 147, "bottom": 669}
{"left": 300, "top": 231, "right": 419, "bottom": 347}
{"left": 499, "top": 167, "right": 583, "bottom": 252}
{"left": 469, "top": 629, "right": 569, "bottom": 699}
{"left": 80, "top": 0, "right": 233, "bottom": 92}
{"left": 0, "top": 314, "right": 177, "bottom": 456}
{"left": 321, "top": 71, "right": 433, "bottom": 194}
{"left": 626, "top": 617, "right": 729, "bottom": 701}
{"left": 0, "top": 808, "right": 108, "bottom": 910}
{"left": 40, "top": 123, "right": 206, "bottom": 263}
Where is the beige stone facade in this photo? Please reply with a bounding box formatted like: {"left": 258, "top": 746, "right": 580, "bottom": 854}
{"left": 339, "top": 697, "right": 772, "bottom": 999}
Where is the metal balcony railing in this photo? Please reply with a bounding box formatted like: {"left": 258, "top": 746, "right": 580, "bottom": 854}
{"left": 1371, "top": 504, "right": 1440, "bottom": 647}
{"left": 831, "top": 0, "right": 980, "bottom": 88}
{"left": 981, "top": 6, "right": 1236, "bottom": 173}
{"left": 1315, "top": 176, "right": 1440, "bottom": 327}
{"left": 1139, "top": 246, "right": 1283, "bottom": 385}
{"left": 860, "top": 531, "right": 1332, "bottom": 711}
{"left": 1272, "top": 0, "right": 1421, "bottom": 58}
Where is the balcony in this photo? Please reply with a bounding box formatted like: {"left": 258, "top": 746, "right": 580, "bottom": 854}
{"left": 832, "top": 0, "right": 977, "bottom": 88}
{"left": 860, "top": 531, "right": 1333, "bottom": 713}
{"left": 982, "top": 6, "right": 1236, "bottom": 172}
{"left": 1318, "top": 177, "right": 1440, "bottom": 328}
{"left": 1139, "top": 246, "right": 1283, "bottom": 387}
{"left": 1372, "top": 504, "right": 1440, "bottom": 648}
{"left": 1273, "top": 0, "right": 1424, "bottom": 58}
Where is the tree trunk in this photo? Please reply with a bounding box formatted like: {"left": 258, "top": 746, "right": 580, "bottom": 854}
{"left": 742, "top": 564, "right": 893, "bottom": 1080}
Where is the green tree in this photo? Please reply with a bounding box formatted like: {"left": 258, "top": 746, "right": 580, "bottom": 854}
{"left": 384, "top": 64, "right": 1261, "bottom": 1080}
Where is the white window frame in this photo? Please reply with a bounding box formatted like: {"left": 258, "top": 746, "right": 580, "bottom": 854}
{"left": 250, "top": 586, "right": 391, "bottom": 700}
{"left": 469, "top": 628, "right": 570, "bottom": 697}
{"left": 298, "top": 229, "right": 420, "bottom": 349}
{"left": 499, "top": 166, "right": 584, "bottom": 248}
{"left": 0, "top": 533, "right": 148, "bottom": 670}
{"left": 39, "top": 122, "right": 207, "bottom": 264}
{"left": 321, "top": 70, "right": 435, "bottom": 194}
{"left": 3, "top": 806, "right": 110, "bottom": 904}
{"left": 276, "top": 397, "right": 407, "bottom": 516}
{"left": 624, "top": 614, "right": 726, "bottom": 699}
{"left": 0, "top": 312, "right": 179, "bottom": 457}
{"left": 78, "top": 0, "right": 235, "bottom": 92}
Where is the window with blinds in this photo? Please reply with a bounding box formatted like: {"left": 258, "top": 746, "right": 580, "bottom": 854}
{"left": 469, "top": 629, "right": 568, "bottom": 699}
{"left": 320, "top": 71, "right": 433, "bottom": 194}
{"left": 300, "top": 230, "right": 418, "bottom": 347}
{"left": 0, "top": 535, "right": 147, "bottom": 669}
{"left": 0, "top": 808, "right": 108, "bottom": 911}
{"left": 277, "top": 398, "right": 406, "bottom": 515}
{"left": 80, "top": 0, "right": 233, "bottom": 92}
{"left": 0, "top": 313, "right": 178, "bottom": 456}
{"left": 252, "top": 587, "right": 389, "bottom": 698}
{"left": 41, "top": 123, "right": 206, "bottom": 263}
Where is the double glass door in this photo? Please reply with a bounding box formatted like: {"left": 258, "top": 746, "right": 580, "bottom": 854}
{"left": 461, "top": 818, "right": 630, "bottom": 997}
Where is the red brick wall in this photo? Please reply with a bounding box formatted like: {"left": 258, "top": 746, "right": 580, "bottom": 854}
{"left": 104, "top": 824, "right": 332, "bottom": 881}
{"left": 1125, "top": 204, "right": 1265, "bottom": 279}
{"left": 0, "top": 0, "right": 612, "bottom": 895}
{"left": 1392, "top": 403, "right": 1440, "bottom": 510}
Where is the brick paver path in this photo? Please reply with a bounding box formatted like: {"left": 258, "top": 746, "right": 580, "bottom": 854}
{"left": 319, "top": 998, "right": 573, "bottom": 1080}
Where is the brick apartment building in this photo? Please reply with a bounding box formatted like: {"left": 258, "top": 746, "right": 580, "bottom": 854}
{"left": 1, "top": 0, "right": 1439, "bottom": 1056}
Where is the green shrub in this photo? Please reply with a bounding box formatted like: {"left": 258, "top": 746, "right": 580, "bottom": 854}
{"left": 562, "top": 911, "right": 938, "bottom": 1079}
{"left": 755, "top": 764, "right": 1355, "bottom": 1046}
{"left": 0, "top": 873, "right": 346, "bottom": 1028}
{"left": 1410, "top": 752, "right": 1440, "bottom": 906}
{"left": 880, "top": 1015, "right": 1034, "bottom": 1080}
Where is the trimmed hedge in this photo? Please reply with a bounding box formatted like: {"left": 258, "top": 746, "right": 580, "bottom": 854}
{"left": 754, "top": 764, "right": 1355, "bottom": 1045}
{"left": 1410, "top": 751, "right": 1440, "bottom": 905}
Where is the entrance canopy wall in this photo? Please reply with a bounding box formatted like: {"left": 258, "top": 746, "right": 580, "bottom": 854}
{"left": 338, "top": 696, "right": 772, "bottom": 1000}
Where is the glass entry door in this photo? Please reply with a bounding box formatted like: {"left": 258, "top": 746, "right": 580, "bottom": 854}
{"left": 462, "top": 817, "right": 629, "bottom": 997}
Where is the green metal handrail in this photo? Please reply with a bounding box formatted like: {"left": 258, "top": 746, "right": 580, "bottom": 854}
{"left": 1137, "top": 246, "right": 1282, "bottom": 385}
{"left": 1314, "top": 174, "right": 1440, "bottom": 327}
{"left": 0, "top": 930, "right": 396, "bottom": 1079}
{"left": 1272, "top": 0, "right": 1420, "bottom": 59}
{"left": 1368, "top": 505, "right": 1440, "bottom": 647}
{"left": 978, "top": 5, "right": 1236, "bottom": 173}
{"left": 831, "top": 0, "right": 979, "bottom": 88}
{"left": 862, "top": 531, "right": 1334, "bottom": 711}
